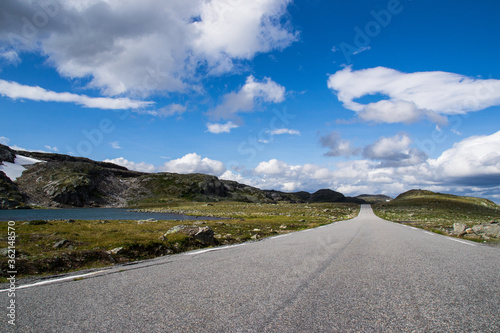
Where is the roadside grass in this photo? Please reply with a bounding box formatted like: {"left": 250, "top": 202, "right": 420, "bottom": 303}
{"left": 372, "top": 194, "right": 500, "bottom": 243}
{"left": 0, "top": 202, "right": 359, "bottom": 278}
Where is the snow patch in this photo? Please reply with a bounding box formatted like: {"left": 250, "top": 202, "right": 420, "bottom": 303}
{"left": 0, "top": 155, "right": 43, "bottom": 181}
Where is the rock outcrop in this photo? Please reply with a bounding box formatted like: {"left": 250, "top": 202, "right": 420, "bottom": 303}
{"left": 0, "top": 171, "right": 27, "bottom": 209}
{"left": 0, "top": 144, "right": 16, "bottom": 164}
{"left": 471, "top": 223, "right": 500, "bottom": 239}
{"left": 164, "top": 225, "right": 215, "bottom": 244}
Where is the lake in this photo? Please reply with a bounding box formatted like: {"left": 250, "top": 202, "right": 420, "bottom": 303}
{"left": 0, "top": 208, "right": 216, "bottom": 222}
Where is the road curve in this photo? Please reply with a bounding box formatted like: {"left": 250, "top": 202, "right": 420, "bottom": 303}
{"left": 2, "top": 205, "right": 499, "bottom": 332}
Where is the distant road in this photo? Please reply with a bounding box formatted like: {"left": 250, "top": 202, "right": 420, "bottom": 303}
{"left": 2, "top": 205, "right": 499, "bottom": 332}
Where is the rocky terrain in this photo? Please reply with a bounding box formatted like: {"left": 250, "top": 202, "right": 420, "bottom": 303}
{"left": 0, "top": 144, "right": 364, "bottom": 209}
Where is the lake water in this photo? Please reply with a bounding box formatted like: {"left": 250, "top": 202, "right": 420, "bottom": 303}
{"left": 0, "top": 208, "right": 216, "bottom": 222}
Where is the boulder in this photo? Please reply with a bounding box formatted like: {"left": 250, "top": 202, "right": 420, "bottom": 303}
{"left": 194, "top": 226, "right": 215, "bottom": 244}
{"left": 472, "top": 224, "right": 500, "bottom": 238}
{"left": 165, "top": 225, "right": 215, "bottom": 244}
{"left": 452, "top": 223, "right": 467, "bottom": 236}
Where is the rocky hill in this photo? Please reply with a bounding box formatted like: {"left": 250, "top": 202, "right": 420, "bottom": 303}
{"left": 0, "top": 145, "right": 363, "bottom": 209}
{"left": 355, "top": 194, "right": 392, "bottom": 204}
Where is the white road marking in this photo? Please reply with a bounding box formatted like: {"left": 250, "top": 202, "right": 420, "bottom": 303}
{"left": 423, "top": 231, "right": 436, "bottom": 236}
{"left": 184, "top": 243, "right": 247, "bottom": 256}
{"left": 0, "top": 270, "right": 107, "bottom": 293}
{"left": 446, "top": 237, "right": 477, "bottom": 247}
{"left": 271, "top": 234, "right": 291, "bottom": 239}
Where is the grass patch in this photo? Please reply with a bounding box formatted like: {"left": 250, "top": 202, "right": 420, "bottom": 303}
{"left": 0, "top": 202, "right": 360, "bottom": 278}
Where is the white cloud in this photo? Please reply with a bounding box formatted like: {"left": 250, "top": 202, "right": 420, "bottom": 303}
{"left": 327, "top": 66, "right": 500, "bottom": 124}
{"left": 430, "top": 131, "right": 500, "bottom": 185}
{"left": 0, "top": 49, "right": 20, "bottom": 65}
{"left": 229, "top": 131, "right": 500, "bottom": 200}
{"left": 268, "top": 128, "right": 300, "bottom": 135}
{"left": 359, "top": 100, "right": 446, "bottom": 124}
{"left": 44, "top": 145, "right": 59, "bottom": 152}
{"left": 206, "top": 121, "right": 239, "bottom": 134}
{"left": 220, "top": 169, "right": 253, "bottom": 185}
{"left": 110, "top": 141, "right": 121, "bottom": 149}
{"left": 208, "top": 75, "right": 285, "bottom": 120}
{"left": 2, "top": 0, "right": 296, "bottom": 96}
{"left": 193, "top": 0, "right": 297, "bottom": 68}
{"left": 319, "top": 131, "right": 358, "bottom": 157}
{"left": 362, "top": 133, "right": 427, "bottom": 167}
{"left": 255, "top": 159, "right": 292, "bottom": 175}
{"left": 0, "top": 79, "right": 152, "bottom": 109}
{"left": 104, "top": 157, "right": 156, "bottom": 173}
{"left": 160, "top": 153, "right": 226, "bottom": 176}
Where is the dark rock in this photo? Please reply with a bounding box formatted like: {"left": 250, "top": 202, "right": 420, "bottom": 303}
{"left": 199, "top": 177, "right": 228, "bottom": 197}
{"left": 27, "top": 220, "right": 48, "bottom": 225}
{"left": 0, "top": 171, "right": 27, "bottom": 209}
{"left": 0, "top": 144, "right": 16, "bottom": 163}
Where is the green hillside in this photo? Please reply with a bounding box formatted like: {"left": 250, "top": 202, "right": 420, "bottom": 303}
{"left": 373, "top": 189, "right": 500, "bottom": 242}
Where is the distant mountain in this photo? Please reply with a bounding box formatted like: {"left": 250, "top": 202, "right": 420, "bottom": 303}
{"left": 355, "top": 194, "right": 392, "bottom": 204}
{"left": 0, "top": 145, "right": 362, "bottom": 209}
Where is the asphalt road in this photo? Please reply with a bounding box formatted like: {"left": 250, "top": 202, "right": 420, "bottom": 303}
{"left": 2, "top": 205, "right": 499, "bottom": 332}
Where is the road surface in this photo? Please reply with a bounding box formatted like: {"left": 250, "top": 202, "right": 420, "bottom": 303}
{"left": 2, "top": 205, "right": 499, "bottom": 332}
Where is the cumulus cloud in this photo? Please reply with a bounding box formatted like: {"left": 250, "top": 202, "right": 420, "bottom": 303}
{"left": 110, "top": 141, "right": 121, "bottom": 149}
{"left": 327, "top": 66, "right": 500, "bottom": 124}
{"left": 235, "top": 131, "right": 500, "bottom": 200}
{"left": 0, "top": 79, "right": 152, "bottom": 109}
{"left": 206, "top": 121, "right": 239, "bottom": 134}
{"left": 252, "top": 159, "right": 337, "bottom": 192}
{"left": 160, "top": 153, "right": 226, "bottom": 176}
{"left": 2, "top": 0, "right": 296, "bottom": 96}
{"left": 208, "top": 75, "right": 285, "bottom": 120}
{"left": 319, "top": 131, "right": 358, "bottom": 157}
{"left": 104, "top": 157, "right": 156, "bottom": 173}
{"left": 362, "top": 133, "right": 427, "bottom": 167}
{"left": 430, "top": 131, "right": 500, "bottom": 186}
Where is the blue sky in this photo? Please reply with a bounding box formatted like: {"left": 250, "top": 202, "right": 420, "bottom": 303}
{"left": 1, "top": 0, "right": 500, "bottom": 201}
